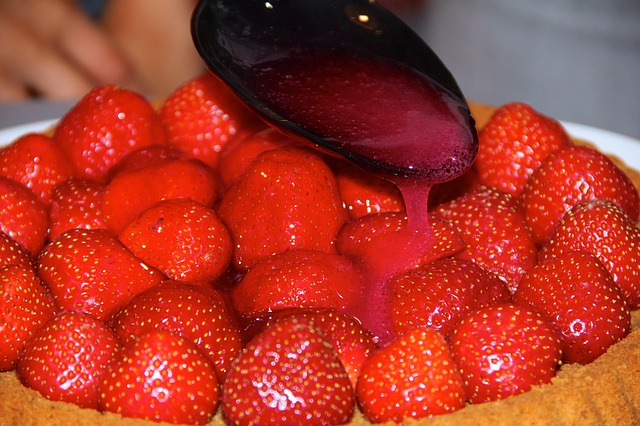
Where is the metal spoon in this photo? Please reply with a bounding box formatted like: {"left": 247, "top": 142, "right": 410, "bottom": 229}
{"left": 191, "top": 0, "right": 478, "bottom": 181}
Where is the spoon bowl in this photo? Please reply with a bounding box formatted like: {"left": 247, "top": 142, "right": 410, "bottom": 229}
{"left": 192, "top": 0, "right": 477, "bottom": 180}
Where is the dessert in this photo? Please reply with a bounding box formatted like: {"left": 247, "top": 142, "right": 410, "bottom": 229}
{"left": 0, "top": 77, "right": 639, "bottom": 426}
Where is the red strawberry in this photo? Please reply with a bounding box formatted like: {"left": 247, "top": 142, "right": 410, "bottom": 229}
{"left": 356, "top": 328, "right": 465, "bottom": 423}
{"left": 0, "top": 264, "right": 57, "bottom": 371}
{"left": 0, "top": 133, "right": 73, "bottom": 205}
{"left": 539, "top": 200, "right": 640, "bottom": 309}
{"left": 0, "top": 176, "right": 48, "bottom": 255}
{"left": 108, "top": 144, "right": 183, "bottom": 178}
{"left": 217, "top": 127, "right": 294, "bottom": 189}
{"left": 521, "top": 145, "right": 639, "bottom": 245}
{"left": 109, "top": 281, "right": 242, "bottom": 381}
{"left": 514, "top": 251, "right": 630, "bottom": 364}
{"left": 231, "top": 249, "right": 362, "bottom": 319}
{"left": 262, "top": 308, "right": 377, "bottom": 390}
{"left": 475, "top": 102, "right": 571, "bottom": 196}
{"left": 48, "top": 178, "right": 107, "bottom": 242}
{"left": 449, "top": 304, "right": 562, "bottom": 404}
{"left": 389, "top": 257, "right": 511, "bottom": 337}
{"left": 433, "top": 185, "right": 538, "bottom": 293}
{"left": 37, "top": 228, "right": 165, "bottom": 320}
{"left": 101, "top": 158, "right": 218, "bottom": 233}
{"left": 118, "top": 199, "right": 233, "bottom": 282}
{"left": 222, "top": 316, "right": 355, "bottom": 426}
{"left": 99, "top": 330, "right": 219, "bottom": 425}
{"left": 159, "top": 73, "right": 265, "bottom": 168}
{"left": 53, "top": 84, "right": 168, "bottom": 183}
{"left": 336, "top": 212, "right": 464, "bottom": 281}
{"left": 218, "top": 147, "right": 348, "bottom": 271}
{"left": 332, "top": 160, "right": 404, "bottom": 219}
{"left": 0, "top": 231, "right": 35, "bottom": 271}
{"left": 17, "top": 311, "right": 120, "bottom": 409}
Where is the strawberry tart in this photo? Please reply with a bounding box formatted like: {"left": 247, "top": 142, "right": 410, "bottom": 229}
{"left": 0, "top": 77, "right": 639, "bottom": 426}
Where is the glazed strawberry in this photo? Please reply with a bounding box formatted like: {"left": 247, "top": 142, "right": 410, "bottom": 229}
{"left": 101, "top": 158, "right": 218, "bottom": 233}
{"left": 17, "top": 311, "right": 120, "bottom": 409}
{"left": 521, "top": 145, "right": 640, "bottom": 245}
{"left": 231, "top": 249, "right": 362, "bottom": 319}
{"left": 218, "top": 147, "right": 348, "bottom": 271}
{"left": 109, "top": 281, "right": 242, "bottom": 381}
{"left": 357, "top": 328, "right": 465, "bottom": 423}
{"left": 514, "top": 251, "right": 630, "bottom": 364}
{"left": 108, "top": 144, "right": 183, "bottom": 178}
{"left": 0, "top": 176, "right": 48, "bottom": 255}
{"left": 48, "top": 178, "right": 107, "bottom": 241}
{"left": 336, "top": 212, "right": 464, "bottom": 281}
{"left": 332, "top": 159, "right": 404, "bottom": 219}
{"left": 37, "top": 228, "right": 165, "bottom": 320}
{"left": 389, "top": 257, "right": 510, "bottom": 337}
{"left": 0, "top": 133, "right": 73, "bottom": 205}
{"left": 475, "top": 102, "right": 571, "bottom": 196}
{"left": 53, "top": 84, "right": 168, "bottom": 183}
{"left": 217, "top": 127, "right": 294, "bottom": 189}
{"left": 539, "top": 200, "right": 640, "bottom": 309}
{"left": 222, "top": 316, "right": 355, "bottom": 426}
{"left": 118, "top": 199, "right": 233, "bottom": 282}
{"left": 0, "top": 265, "right": 57, "bottom": 371}
{"left": 99, "top": 330, "right": 219, "bottom": 425}
{"left": 263, "top": 308, "right": 377, "bottom": 390}
{"left": 433, "top": 185, "right": 537, "bottom": 293}
{"left": 159, "top": 73, "right": 264, "bottom": 168}
{"left": 0, "top": 231, "right": 35, "bottom": 271}
{"left": 449, "top": 304, "right": 562, "bottom": 404}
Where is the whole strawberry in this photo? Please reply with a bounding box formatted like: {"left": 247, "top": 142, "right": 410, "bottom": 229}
{"left": 118, "top": 199, "right": 233, "bottom": 283}
{"left": 222, "top": 316, "right": 355, "bottom": 426}
{"left": 218, "top": 147, "right": 348, "bottom": 271}
{"left": 433, "top": 185, "right": 537, "bottom": 293}
{"left": 54, "top": 85, "right": 168, "bottom": 183}
{"left": 0, "top": 176, "right": 48, "bottom": 255}
{"left": 260, "top": 308, "right": 377, "bottom": 390}
{"left": 231, "top": 249, "right": 362, "bottom": 320}
{"left": 514, "top": 251, "right": 630, "bottom": 364}
{"left": 0, "top": 264, "right": 57, "bottom": 371}
{"left": 539, "top": 200, "right": 640, "bottom": 309}
{"left": 99, "top": 330, "right": 219, "bottom": 425}
{"left": 0, "top": 133, "right": 73, "bottom": 205}
{"left": 38, "top": 228, "right": 165, "bottom": 320}
{"left": 389, "top": 257, "right": 510, "bottom": 337}
{"left": 522, "top": 145, "right": 639, "bottom": 245}
{"left": 475, "top": 102, "right": 571, "bottom": 196}
{"left": 109, "top": 281, "right": 243, "bottom": 381}
{"left": 449, "top": 304, "right": 562, "bottom": 404}
{"left": 159, "top": 73, "right": 264, "bottom": 168}
{"left": 357, "top": 328, "right": 465, "bottom": 423}
{"left": 17, "top": 311, "right": 120, "bottom": 409}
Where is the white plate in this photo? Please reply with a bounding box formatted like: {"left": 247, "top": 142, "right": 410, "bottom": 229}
{"left": 0, "top": 119, "right": 638, "bottom": 171}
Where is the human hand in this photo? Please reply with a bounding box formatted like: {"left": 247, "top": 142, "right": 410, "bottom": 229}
{"left": 0, "top": 0, "right": 131, "bottom": 100}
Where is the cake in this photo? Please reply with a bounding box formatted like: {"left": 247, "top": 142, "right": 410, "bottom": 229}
{"left": 0, "top": 98, "right": 639, "bottom": 426}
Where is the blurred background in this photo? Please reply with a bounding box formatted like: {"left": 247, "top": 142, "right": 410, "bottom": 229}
{"left": 0, "top": 0, "right": 639, "bottom": 139}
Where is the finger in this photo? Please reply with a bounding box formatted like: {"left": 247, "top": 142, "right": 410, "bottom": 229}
{"left": 52, "top": 5, "right": 133, "bottom": 86}
{"left": 0, "top": 70, "right": 29, "bottom": 101}
{"left": 0, "top": 15, "right": 95, "bottom": 99}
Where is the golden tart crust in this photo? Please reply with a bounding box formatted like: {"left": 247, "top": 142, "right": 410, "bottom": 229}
{"left": 1, "top": 103, "right": 639, "bottom": 426}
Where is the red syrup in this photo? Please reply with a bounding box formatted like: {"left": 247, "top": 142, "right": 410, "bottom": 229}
{"left": 247, "top": 50, "right": 477, "bottom": 344}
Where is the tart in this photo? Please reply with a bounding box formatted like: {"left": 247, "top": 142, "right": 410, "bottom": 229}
{"left": 0, "top": 102, "right": 639, "bottom": 426}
